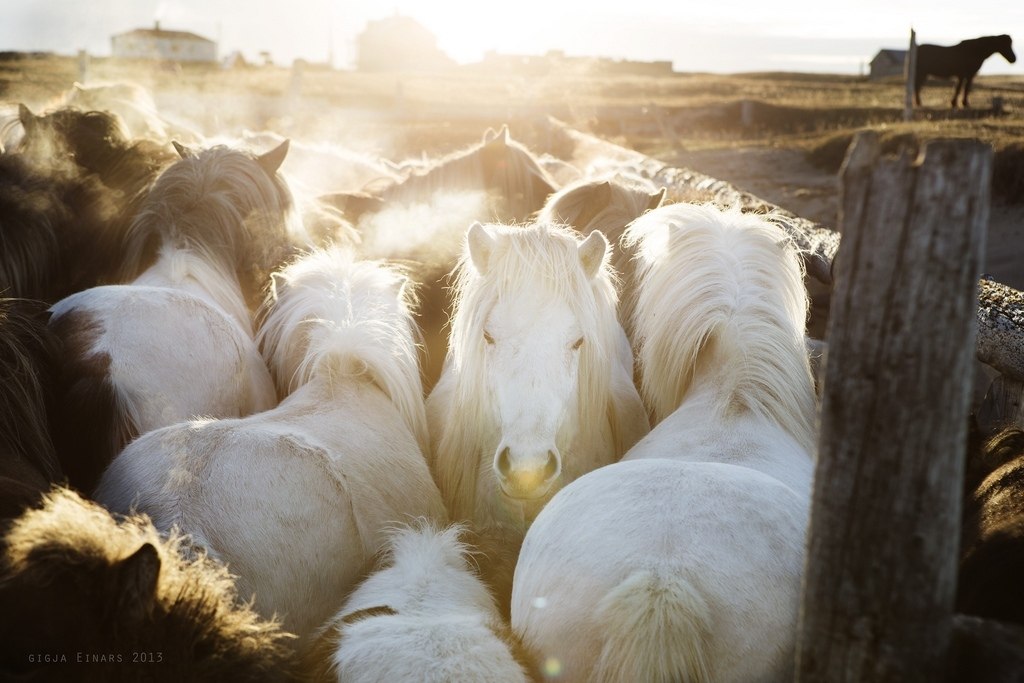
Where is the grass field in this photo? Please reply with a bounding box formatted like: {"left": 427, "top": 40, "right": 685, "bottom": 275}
{"left": 3, "top": 52, "right": 1024, "bottom": 200}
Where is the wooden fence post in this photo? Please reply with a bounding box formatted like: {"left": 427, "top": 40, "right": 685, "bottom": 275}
{"left": 905, "top": 28, "right": 917, "bottom": 121}
{"left": 795, "top": 132, "right": 992, "bottom": 682}
{"left": 77, "top": 49, "right": 89, "bottom": 84}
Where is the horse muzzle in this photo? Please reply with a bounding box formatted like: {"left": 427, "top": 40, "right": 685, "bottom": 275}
{"left": 493, "top": 445, "right": 561, "bottom": 500}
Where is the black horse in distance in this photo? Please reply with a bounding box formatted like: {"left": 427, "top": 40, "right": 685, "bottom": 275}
{"left": 915, "top": 34, "right": 1015, "bottom": 108}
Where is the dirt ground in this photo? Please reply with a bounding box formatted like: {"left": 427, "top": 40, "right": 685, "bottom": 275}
{"left": 669, "top": 145, "right": 1024, "bottom": 293}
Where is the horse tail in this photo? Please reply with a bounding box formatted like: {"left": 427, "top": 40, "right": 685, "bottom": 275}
{"left": 592, "top": 569, "right": 712, "bottom": 683}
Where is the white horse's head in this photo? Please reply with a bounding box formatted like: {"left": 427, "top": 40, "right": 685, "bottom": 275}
{"left": 437, "top": 222, "right": 620, "bottom": 519}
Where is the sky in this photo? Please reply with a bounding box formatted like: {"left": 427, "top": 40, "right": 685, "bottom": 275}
{"left": 5, "top": 1, "right": 1024, "bottom": 75}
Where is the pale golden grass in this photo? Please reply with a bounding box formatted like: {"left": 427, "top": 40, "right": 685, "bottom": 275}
{"left": 3, "top": 52, "right": 1023, "bottom": 197}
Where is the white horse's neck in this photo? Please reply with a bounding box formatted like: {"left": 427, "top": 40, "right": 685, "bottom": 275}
{"left": 132, "top": 248, "right": 252, "bottom": 333}
{"left": 626, "top": 378, "right": 814, "bottom": 498}
{"left": 274, "top": 371, "right": 405, "bottom": 444}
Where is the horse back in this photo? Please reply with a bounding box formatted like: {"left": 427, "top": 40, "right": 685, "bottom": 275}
{"left": 917, "top": 44, "right": 966, "bottom": 78}
{"left": 917, "top": 37, "right": 1007, "bottom": 79}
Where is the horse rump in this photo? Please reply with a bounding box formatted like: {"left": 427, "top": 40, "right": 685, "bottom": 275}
{"left": 591, "top": 569, "right": 712, "bottom": 682}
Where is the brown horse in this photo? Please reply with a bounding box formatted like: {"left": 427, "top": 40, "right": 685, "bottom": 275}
{"left": 14, "top": 105, "right": 179, "bottom": 294}
{"left": 959, "top": 426, "right": 1024, "bottom": 624}
{"left": 0, "top": 487, "right": 297, "bottom": 681}
{"left": 915, "top": 34, "right": 1016, "bottom": 108}
{"left": 0, "top": 299, "right": 62, "bottom": 520}
{"left": 537, "top": 174, "right": 666, "bottom": 346}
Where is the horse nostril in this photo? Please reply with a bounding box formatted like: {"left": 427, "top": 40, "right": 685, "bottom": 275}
{"left": 496, "top": 447, "right": 511, "bottom": 477}
{"left": 543, "top": 450, "right": 559, "bottom": 482}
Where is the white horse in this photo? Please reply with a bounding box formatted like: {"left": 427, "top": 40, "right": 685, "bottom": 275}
{"left": 49, "top": 141, "right": 297, "bottom": 492}
{"left": 96, "top": 248, "right": 448, "bottom": 643}
{"left": 95, "top": 248, "right": 448, "bottom": 645}
{"left": 307, "top": 523, "right": 532, "bottom": 682}
{"left": 511, "top": 204, "right": 817, "bottom": 682}
{"left": 427, "top": 221, "right": 649, "bottom": 606}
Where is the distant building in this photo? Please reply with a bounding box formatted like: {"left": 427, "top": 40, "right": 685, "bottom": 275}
{"left": 356, "top": 14, "right": 453, "bottom": 72}
{"left": 111, "top": 22, "right": 217, "bottom": 63}
{"left": 475, "top": 50, "right": 673, "bottom": 77}
{"left": 869, "top": 49, "right": 907, "bottom": 80}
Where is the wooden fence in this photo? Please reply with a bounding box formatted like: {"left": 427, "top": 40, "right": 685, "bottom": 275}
{"left": 546, "top": 120, "right": 1024, "bottom": 680}
{"left": 797, "top": 133, "right": 988, "bottom": 682}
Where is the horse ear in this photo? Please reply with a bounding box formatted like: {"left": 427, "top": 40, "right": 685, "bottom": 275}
{"left": 467, "top": 222, "right": 496, "bottom": 275}
{"left": 172, "top": 140, "right": 197, "bottom": 160}
{"left": 257, "top": 139, "right": 290, "bottom": 175}
{"left": 483, "top": 125, "right": 509, "bottom": 146}
{"left": 113, "top": 542, "right": 160, "bottom": 622}
{"left": 18, "top": 103, "right": 35, "bottom": 129}
{"left": 394, "top": 273, "right": 415, "bottom": 305}
{"left": 648, "top": 187, "right": 667, "bottom": 211}
{"left": 593, "top": 180, "right": 613, "bottom": 206}
{"left": 578, "top": 230, "right": 608, "bottom": 280}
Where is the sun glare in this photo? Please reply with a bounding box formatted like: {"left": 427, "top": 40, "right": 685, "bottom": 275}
{"left": 381, "top": 0, "right": 539, "bottom": 63}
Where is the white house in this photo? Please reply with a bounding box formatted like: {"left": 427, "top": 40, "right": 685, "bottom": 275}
{"left": 111, "top": 22, "right": 216, "bottom": 63}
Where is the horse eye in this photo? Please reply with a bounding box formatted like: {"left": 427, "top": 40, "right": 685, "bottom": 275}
{"left": 483, "top": 330, "right": 495, "bottom": 345}
{"left": 572, "top": 337, "right": 585, "bottom": 351}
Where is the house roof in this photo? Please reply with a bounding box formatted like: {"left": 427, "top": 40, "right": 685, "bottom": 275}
{"left": 872, "top": 49, "right": 907, "bottom": 63}
{"left": 113, "top": 28, "right": 214, "bottom": 44}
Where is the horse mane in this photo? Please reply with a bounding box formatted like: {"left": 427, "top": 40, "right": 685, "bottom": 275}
{"left": 624, "top": 204, "right": 815, "bottom": 451}
{"left": 122, "top": 144, "right": 301, "bottom": 308}
{"left": 539, "top": 174, "right": 660, "bottom": 235}
{"left": 133, "top": 245, "right": 255, "bottom": 333}
{"left": 26, "top": 106, "right": 178, "bottom": 195}
{"left": 257, "top": 248, "right": 429, "bottom": 455}
{"left": 306, "top": 521, "right": 535, "bottom": 681}
{"left": 966, "top": 427, "right": 1024, "bottom": 496}
{"left": 383, "top": 129, "right": 556, "bottom": 221}
{"left": 0, "top": 487, "right": 295, "bottom": 679}
{"left": 15, "top": 107, "right": 130, "bottom": 177}
{"left": 374, "top": 522, "right": 477, "bottom": 583}
{"left": 0, "top": 299, "right": 62, "bottom": 489}
{"left": 0, "top": 155, "right": 68, "bottom": 300}
{"left": 958, "top": 426, "right": 1024, "bottom": 623}
{"left": 959, "top": 34, "right": 1013, "bottom": 48}
{"left": 11, "top": 107, "right": 177, "bottom": 293}
{"left": 538, "top": 174, "right": 665, "bottom": 276}
{"left": 434, "top": 222, "right": 620, "bottom": 521}
{"left": 61, "top": 81, "right": 170, "bottom": 142}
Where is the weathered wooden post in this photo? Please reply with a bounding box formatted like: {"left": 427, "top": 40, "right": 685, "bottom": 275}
{"left": 77, "top": 49, "right": 89, "bottom": 84}
{"left": 795, "top": 132, "right": 992, "bottom": 682}
{"left": 289, "top": 59, "right": 304, "bottom": 102}
{"left": 740, "top": 99, "right": 755, "bottom": 129}
{"left": 905, "top": 28, "right": 917, "bottom": 120}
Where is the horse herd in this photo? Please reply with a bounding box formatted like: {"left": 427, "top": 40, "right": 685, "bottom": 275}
{"left": 0, "top": 81, "right": 1021, "bottom": 682}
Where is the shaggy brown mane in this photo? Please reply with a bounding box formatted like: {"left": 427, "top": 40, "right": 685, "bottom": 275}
{"left": 0, "top": 488, "right": 297, "bottom": 681}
